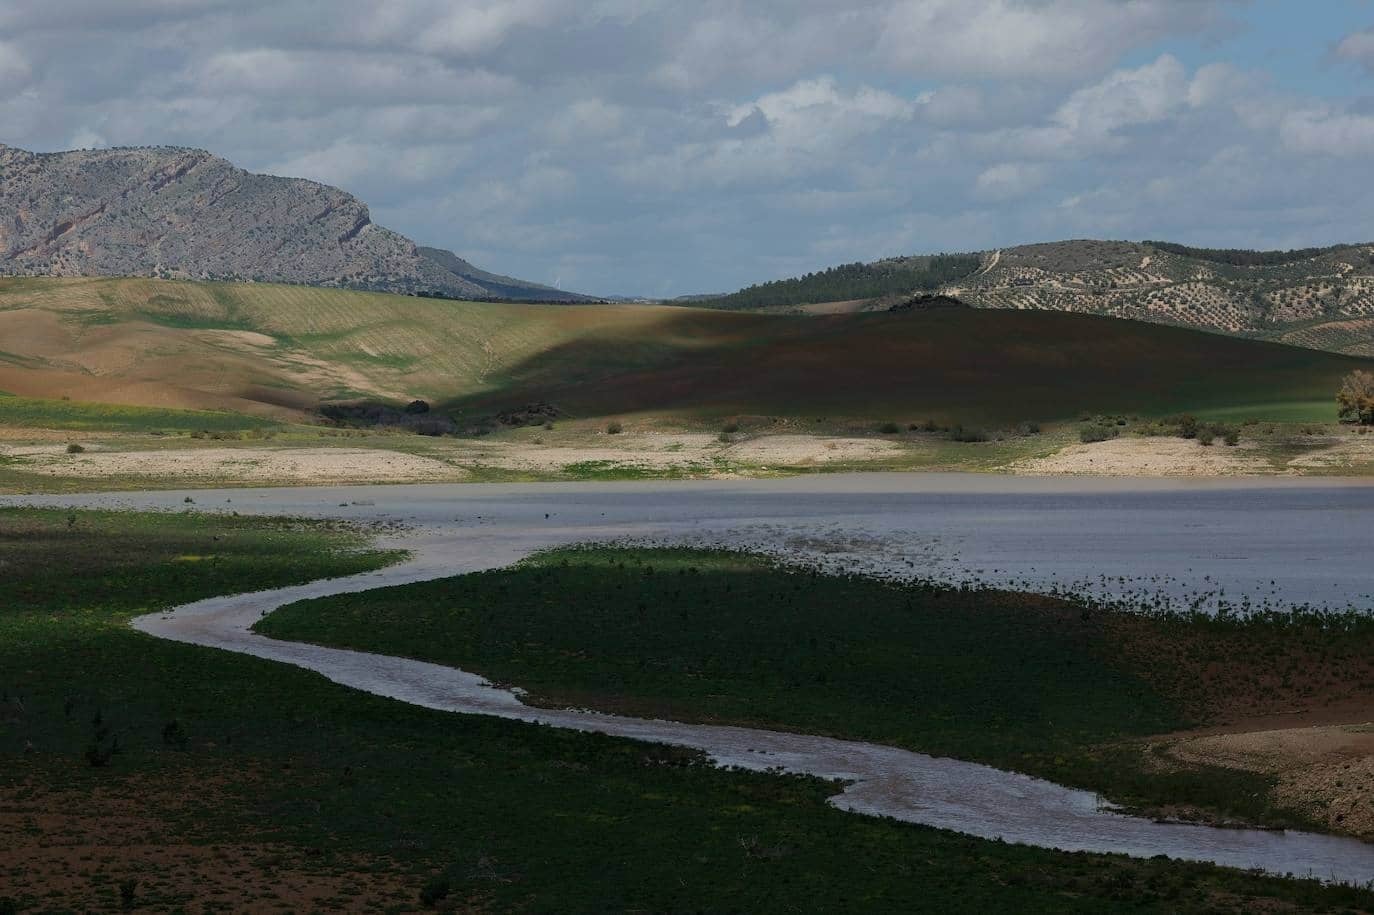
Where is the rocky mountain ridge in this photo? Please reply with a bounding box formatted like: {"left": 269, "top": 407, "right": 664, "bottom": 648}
{"left": 0, "top": 143, "right": 591, "bottom": 302}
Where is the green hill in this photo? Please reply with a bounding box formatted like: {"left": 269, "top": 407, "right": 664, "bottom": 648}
{"left": 694, "top": 239, "right": 1374, "bottom": 357}
{"left": 0, "top": 276, "right": 1364, "bottom": 428}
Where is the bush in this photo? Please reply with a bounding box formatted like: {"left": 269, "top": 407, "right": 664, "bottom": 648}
{"left": 1223, "top": 428, "right": 1240, "bottom": 447}
{"left": 878, "top": 422, "right": 901, "bottom": 434}
{"left": 948, "top": 426, "right": 989, "bottom": 443}
{"left": 1016, "top": 421, "right": 1041, "bottom": 436}
{"left": 1079, "top": 423, "right": 1119, "bottom": 444}
{"left": 1172, "top": 414, "right": 1200, "bottom": 439}
{"left": 419, "top": 876, "right": 451, "bottom": 907}
{"left": 66, "top": 443, "right": 85, "bottom": 454}
{"left": 605, "top": 421, "right": 622, "bottom": 435}
{"left": 119, "top": 878, "right": 139, "bottom": 910}
{"left": 1338, "top": 369, "right": 1374, "bottom": 425}
{"left": 721, "top": 421, "right": 739, "bottom": 434}
{"left": 1197, "top": 428, "right": 1216, "bottom": 446}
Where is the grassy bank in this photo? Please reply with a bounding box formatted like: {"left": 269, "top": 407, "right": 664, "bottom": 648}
{"left": 259, "top": 547, "right": 1374, "bottom": 834}
{"left": 4, "top": 512, "right": 1372, "bottom": 911}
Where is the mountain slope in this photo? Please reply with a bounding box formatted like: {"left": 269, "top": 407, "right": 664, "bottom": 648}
{"left": 0, "top": 276, "right": 1363, "bottom": 425}
{"left": 0, "top": 144, "right": 592, "bottom": 302}
{"left": 698, "top": 239, "right": 1374, "bottom": 356}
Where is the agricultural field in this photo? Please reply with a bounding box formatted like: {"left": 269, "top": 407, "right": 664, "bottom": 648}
{"left": 4, "top": 509, "right": 1374, "bottom": 912}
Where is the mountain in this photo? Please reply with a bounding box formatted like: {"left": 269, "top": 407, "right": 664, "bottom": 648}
{"left": 0, "top": 143, "right": 594, "bottom": 302}
{"left": 698, "top": 240, "right": 1374, "bottom": 356}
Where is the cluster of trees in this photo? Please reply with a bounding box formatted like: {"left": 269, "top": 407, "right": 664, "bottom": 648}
{"left": 1338, "top": 370, "right": 1374, "bottom": 425}
{"left": 703, "top": 254, "right": 981, "bottom": 310}
{"left": 1144, "top": 241, "right": 1358, "bottom": 268}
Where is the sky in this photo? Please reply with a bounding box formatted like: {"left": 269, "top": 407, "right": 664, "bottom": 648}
{"left": 3, "top": 1, "right": 1374, "bottom": 297}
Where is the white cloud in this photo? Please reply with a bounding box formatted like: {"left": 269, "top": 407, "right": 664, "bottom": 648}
{"left": 879, "top": 0, "right": 1225, "bottom": 80}
{"left": 1278, "top": 107, "right": 1374, "bottom": 157}
{"left": 1053, "top": 54, "right": 1189, "bottom": 141}
{"left": 1335, "top": 27, "right": 1374, "bottom": 74}
{"left": 0, "top": 41, "right": 31, "bottom": 93}
{"left": 68, "top": 128, "right": 108, "bottom": 150}
{"left": 974, "top": 162, "right": 1048, "bottom": 201}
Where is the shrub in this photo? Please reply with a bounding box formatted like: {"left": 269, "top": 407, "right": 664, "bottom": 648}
{"left": 605, "top": 421, "right": 622, "bottom": 435}
{"left": 948, "top": 426, "right": 989, "bottom": 443}
{"left": 1016, "top": 421, "right": 1041, "bottom": 436}
{"left": 1197, "top": 428, "right": 1216, "bottom": 446}
{"left": 1079, "top": 423, "right": 1118, "bottom": 444}
{"left": 119, "top": 878, "right": 139, "bottom": 910}
{"left": 721, "top": 421, "right": 739, "bottom": 434}
{"left": 1223, "top": 428, "right": 1240, "bottom": 447}
{"left": 419, "top": 876, "right": 451, "bottom": 907}
{"left": 1338, "top": 369, "right": 1374, "bottom": 425}
{"left": 66, "top": 443, "right": 85, "bottom": 454}
{"left": 161, "top": 719, "right": 189, "bottom": 750}
{"left": 1172, "top": 414, "right": 1200, "bottom": 439}
{"left": 878, "top": 422, "right": 900, "bottom": 434}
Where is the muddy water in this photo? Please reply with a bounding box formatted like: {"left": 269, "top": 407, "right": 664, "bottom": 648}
{"left": 10, "top": 474, "right": 1374, "bottom": 882}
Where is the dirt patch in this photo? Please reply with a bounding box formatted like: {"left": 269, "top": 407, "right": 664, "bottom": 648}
{"left": 10, "top": 446, "right": 464, "bottom": 483}
{"left": 1014, "top": 437, "right": 1271, "bottom": 476}
{"left": 474, "top": 433, "right": 719, "bottom": 471}
{"left": 0, "top": 764, "right": 423, "bottom": 913}
{"left": 1286, "top": 435, "right": 1374, "bottom": 469}
{"left": 722, "top": 434, "right": 904, "bottom": 465}
{"left": 1167, "top": 725, "right": 1374, "bottom": 839}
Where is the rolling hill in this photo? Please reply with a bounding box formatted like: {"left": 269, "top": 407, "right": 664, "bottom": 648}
{"left": 0, "top": 144, "right": 593, "bottom": 302}
{"left": 700, "top": 240, "right": 1374, "bottom": 357}
{"left": 0, "top": 276, "right": 1364, "bottom": 427}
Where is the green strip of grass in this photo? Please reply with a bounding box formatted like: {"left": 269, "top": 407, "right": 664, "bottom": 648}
{"left": 5, "top": 514, "right": 1370, "bottom": 910}
{"left": 258, "top": 547, "right": 1354, "bottom": 832}
{"left": 0, "top": 395, "right": 276, "bottom": 432}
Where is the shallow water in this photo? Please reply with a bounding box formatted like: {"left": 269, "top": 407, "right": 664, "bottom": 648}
{"left": 10, "top": 474, "right": 1374, "bottom": 883}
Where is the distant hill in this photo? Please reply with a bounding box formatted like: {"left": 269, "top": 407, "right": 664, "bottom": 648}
{"left": 0, "top": 275, "right": 1362, "bottom": 426}
{"left": 0, "top": 143, "right": 594, "bottom": 302}
{"left": 696, "top": 239, "right": 1374, "bottom": 356}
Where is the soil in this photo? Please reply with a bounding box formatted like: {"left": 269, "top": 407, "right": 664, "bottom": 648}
{"left": 1167, "top": 725, "right": 1374, "bottom": 839}
{"left": 1015, "top": 437, "right": 1272, "bottom": 476}
{"left": 0, "top": 763, "right": 425, "bottom": 913}
{"left": 4, "top": 445, "right": 464, "bottom": 484}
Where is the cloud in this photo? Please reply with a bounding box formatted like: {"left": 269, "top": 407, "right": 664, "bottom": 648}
{"left": 1053, "top": 54, "right": 1190, "bottom": 141}
{"left": 1335, "top": 27, "right": 1374, "bottom": 74}
{"left": 0, "top": 41, "right": 31, "bottom": 93}
{"left": 1278, "top": 107, "right": 1374, "bottom": 157}
{"left": 974, "top": 162, "right": 1048, "bottom": 201}
{"left": 878, "top": 0, "right": 1227, "bottom": 80}
{"left": 3, "top": 0, "right": 1372, "bottom": 296}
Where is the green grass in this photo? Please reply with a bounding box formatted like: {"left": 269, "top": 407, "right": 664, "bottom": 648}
{"left": 0, "top": 394, "right": 276, "bottom": 433}
{"left": 258, "top": 547, "right": 1361, "bottom": 833}
{"left": 445, "top": 308, "right": 1369, "bottom": 425}
{"left": 5, "top": 513, "right": 1371, "bottom": 911}
{"left": 2, "top": 276, "right": 1369, "bottom": 429}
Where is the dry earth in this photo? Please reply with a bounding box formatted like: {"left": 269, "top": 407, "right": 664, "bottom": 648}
{"left": 1015, "top": 437, "right": 1273, "bottom": 476}
{"left": 2, "top": 445, "right": 463, "bottom": 484}
{"left": 0, "top": 764, "right": 421, "bottom": 913}
{"left": 1167, "top": 725, "right": 1374, "bottom": 839}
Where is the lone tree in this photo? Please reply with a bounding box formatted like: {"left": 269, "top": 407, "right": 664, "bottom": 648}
{"left": 1337, "top": 370, "right": 1374, "bottom": 425}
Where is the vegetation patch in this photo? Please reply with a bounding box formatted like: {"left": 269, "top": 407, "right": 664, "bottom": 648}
{"left": 10, "top": 514, "right": 1374, "bottom": 910}
{"left": 0, "top": 395, "right": 275, "bottom": 434}
{"left": 258, "top": 547, "right": 1374, "bottom": 833}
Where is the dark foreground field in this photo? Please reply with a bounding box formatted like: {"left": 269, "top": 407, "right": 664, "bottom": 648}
{"left": 260, "top": 548, "right": 1374, "bottom": 837}
{"left": 4, "top": 512, "right": 1374, "bottom": 912}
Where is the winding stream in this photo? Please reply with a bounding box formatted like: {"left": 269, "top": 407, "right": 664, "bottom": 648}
{"left": 9, "top": 475, "right": 1374, "bottom": 884}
